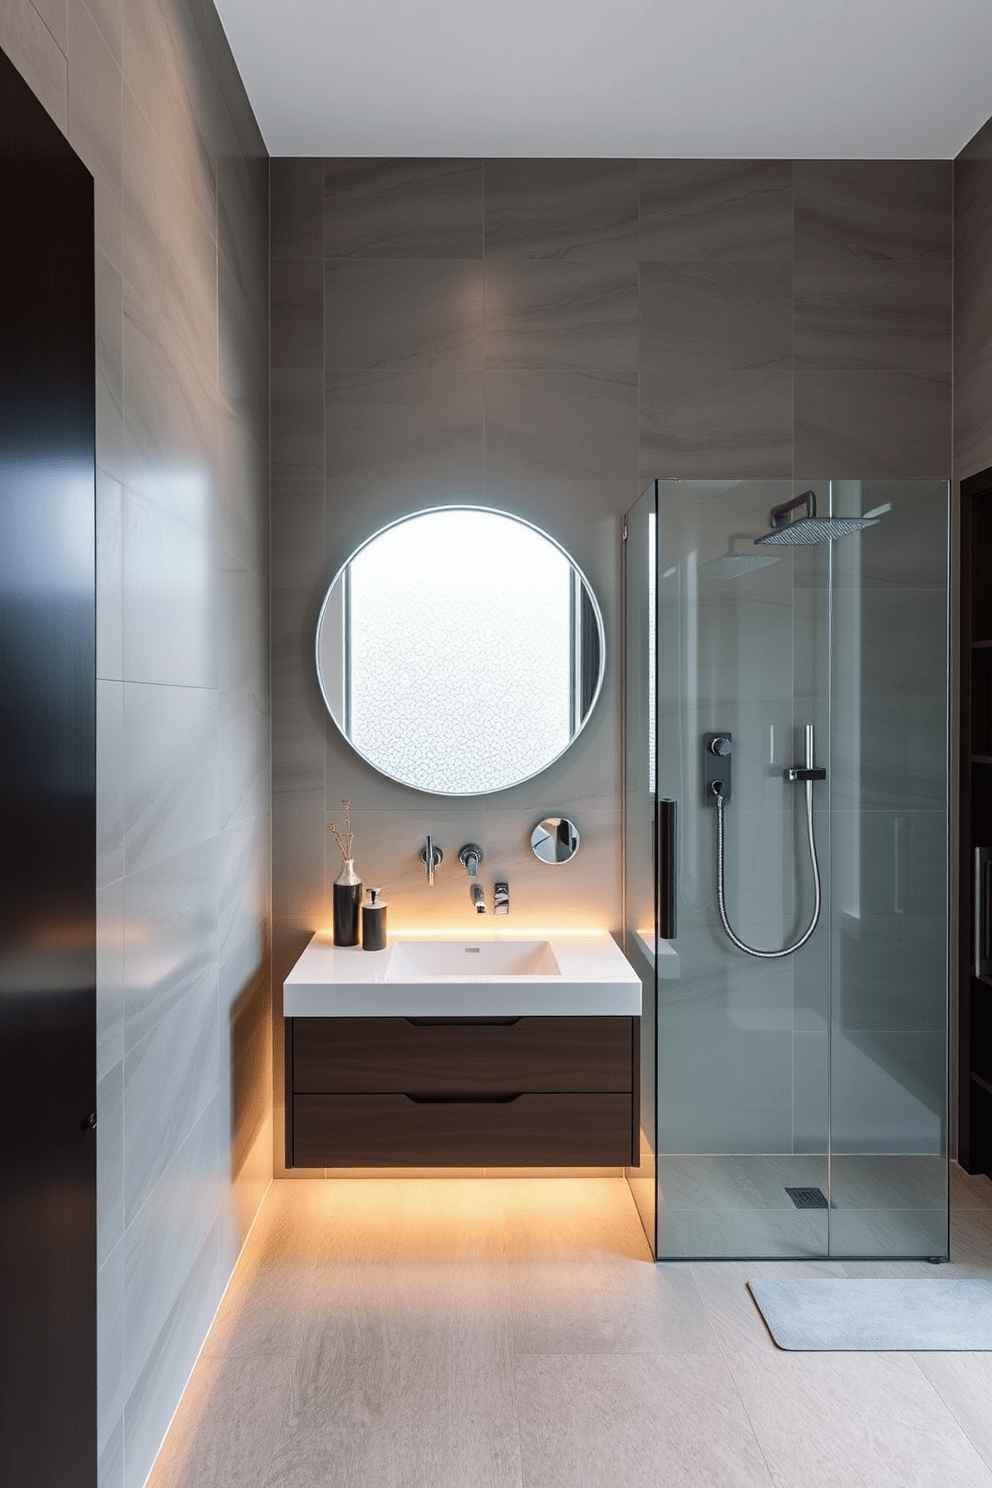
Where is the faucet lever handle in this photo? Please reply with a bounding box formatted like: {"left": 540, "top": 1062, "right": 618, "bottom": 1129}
{"left": 458, "top": 843, "right": 484, "bottom": 877}
{"left": 421, "top": 836, "right": 443, "bottom": 885}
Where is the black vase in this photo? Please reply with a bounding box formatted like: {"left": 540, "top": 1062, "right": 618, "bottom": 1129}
{"left": 333, "top": 858, "right": 362, "bottom": 946}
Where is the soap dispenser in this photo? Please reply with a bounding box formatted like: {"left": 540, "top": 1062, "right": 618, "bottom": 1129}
{"left": 362, "top": 887, "right": 387, "bottom": 952}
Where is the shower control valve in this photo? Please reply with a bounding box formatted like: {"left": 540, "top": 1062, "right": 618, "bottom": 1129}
{"left": 703, "top": 732, "right": 732, "bottom": 806}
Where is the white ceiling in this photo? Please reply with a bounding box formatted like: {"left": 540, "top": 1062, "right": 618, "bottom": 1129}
{"left": 214, "top": 0, "right": 992, "bottom": 160}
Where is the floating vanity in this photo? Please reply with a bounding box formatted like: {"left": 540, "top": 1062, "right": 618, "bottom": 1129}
{"left": 284, "top": 931, "right": 641, "bottom": 1169}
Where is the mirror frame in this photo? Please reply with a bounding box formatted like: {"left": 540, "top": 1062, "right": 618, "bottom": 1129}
{"left": 315, "top": 505, "right": 606, "bottom": 796}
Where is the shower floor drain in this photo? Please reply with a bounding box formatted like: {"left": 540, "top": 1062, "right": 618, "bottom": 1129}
{"left": 785, "top": 1186, "right": 829, "bottom": 1210}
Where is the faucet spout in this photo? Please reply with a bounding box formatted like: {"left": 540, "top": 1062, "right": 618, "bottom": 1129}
{"left": 421, "top": 836, "right": 443, "bottom": 885}
{"left": 470, "top": 882, "right": 486, "bottom": 914}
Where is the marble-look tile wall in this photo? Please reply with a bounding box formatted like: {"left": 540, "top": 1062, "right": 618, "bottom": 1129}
{"left": 270, "top": 157, "right": 952, "bottom": 1175}
{"left": 0, "top": 4, "right": 271, "bottom": 1486}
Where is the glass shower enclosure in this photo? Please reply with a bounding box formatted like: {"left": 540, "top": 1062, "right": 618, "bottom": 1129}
{"left": 624, "top": 479, "right": 950, "bottom": 1260}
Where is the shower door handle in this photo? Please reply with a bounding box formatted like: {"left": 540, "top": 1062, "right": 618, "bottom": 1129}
{"left": 658, "top": 799, "right": 677, "bottom": 941}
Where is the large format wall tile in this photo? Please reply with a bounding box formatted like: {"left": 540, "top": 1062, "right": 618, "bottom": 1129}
{"left": 795, "top": 261, "right": 951, "bottom": 373}
{"left": 484, "top": 260, "right": 638, "bottom": 370}
{"left": 485, "top": 367, "right": 638, "bottom": 478}
{"left": 640, "top": 263, "right": 793, "bottom": 372}
{"left": 795, "top": 369, "right": 952, "bottom": 478}
{"left": 638, "top": 159, "right": 793, "bottom": 261}
{"left": 324, "top": 158, "right": 484, "bottom": 258}
{"left": 795, "top": 160, "right": 952, "bottom": 262}
{"left": 270, "top": 156, "right": 323, "bottom": 258}
{"left": 484, "top": 158, "right": 639, "bottom": 261}
{"left": 324, "top": 369, "right": 484, "bottom": 478}
{"left": 325, "top": 259, "right": 484, "bottom": 370}
{"left": 640, "top": 365, "right": 793, "bottom": 479}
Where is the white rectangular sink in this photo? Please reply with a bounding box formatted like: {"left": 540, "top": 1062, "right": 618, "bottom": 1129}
{"left": 386, "top": 938, "right": 560, "bottom": 980}
{"left": 283, "top": 930, "right": 641, "bottom": 1017}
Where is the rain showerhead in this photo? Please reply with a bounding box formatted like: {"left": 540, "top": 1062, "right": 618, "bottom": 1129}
{"left": 754, "top": 490, "right": 881, "bottom": 547}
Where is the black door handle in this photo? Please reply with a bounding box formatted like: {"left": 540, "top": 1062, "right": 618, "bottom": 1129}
{"left": 658, "top": 798, "right": 677, "bottom": 940}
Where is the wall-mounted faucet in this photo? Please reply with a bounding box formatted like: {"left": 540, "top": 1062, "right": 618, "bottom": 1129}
{"left": 458, "top": 843, "right": 484, "bottom": 876}
{"left": 470, "top": 882, "right": 486, "bottom": 914}
{"left": 421, "top": 836, "right": 443, "bottom": 885}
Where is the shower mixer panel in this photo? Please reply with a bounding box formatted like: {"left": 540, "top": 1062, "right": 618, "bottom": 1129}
{"left": 703, "top": 732, "right": 732, "bottom": 806}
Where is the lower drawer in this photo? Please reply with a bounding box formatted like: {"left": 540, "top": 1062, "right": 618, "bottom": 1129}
{"left": 292, "top": 1092, "right": 634, "bottom": 1167}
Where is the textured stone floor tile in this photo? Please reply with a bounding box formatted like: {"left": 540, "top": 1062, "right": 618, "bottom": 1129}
{"left": 145, "top": 1354, "right": 295, "bottom": 1488}
{"left": 263, "top": 1259, "right": 521, "bottom": 1488}
{"left": 689, "top": 1260, "right": 850, "bottom": 1355}
{"left": 516, "top": 1353, "right": 773, "bottom": 1488}
{"left": 916, "top": 1353, "right": 992, "bottom": 1472}
{"left": 727, "top": 1350, "right": 992, "bottom": 1487}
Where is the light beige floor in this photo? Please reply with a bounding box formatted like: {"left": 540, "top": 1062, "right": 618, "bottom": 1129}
{"left": 147, "top": 1166, "right": 992, "bottom": 1488}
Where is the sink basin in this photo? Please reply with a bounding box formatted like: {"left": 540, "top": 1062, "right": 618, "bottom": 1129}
{"left": 283, "top": 930, "right": 641, "bottom": 1017}
{"left": 386, "top": 939, "right": 560, "bottom": 979}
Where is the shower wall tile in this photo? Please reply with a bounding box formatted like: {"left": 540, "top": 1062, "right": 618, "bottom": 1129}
{"left": 484, "top": 367, "right": 638, "bottom": 479}
{"left": 484, "top": 158, "right": 639, "bottom": 261}
{"left": 0, "top": 0, "right": 68, "bottom": 135}
{"left": 640, "top": 366, "right": 793, "bottom": 479}
{"left": 794, "top": 262, "right": 952, "bottom": 374}
{"left": 640, "top": 262, "right": 793, "bottom": 372}
{"left": 953, "top": 243, "right": 992, "bottom": 371}
{"left": 67, "top": 0, "right": 122, "bottom": 270}
{"left": 270, "top": 478, "right": 326, "bottom": 590}
{"left": 97, "top": 679, "right": 125, "bottom": 887}
{"left": 122, "top": 836, "right": 219, "bottom": 1054}
{"left": 121, "top": 487, "right": 217, "bottom": 688}
{"left": 96, "top": 251, "right": 125, "bottom": 478}
{"left": 270, "top": 157, "right": 323, "bottom": 259}
{"left": 271, "top": 367, "right": 324, "bottom": 480}
{"left": 794, "top": 370, "right": 951, "bottom": 478}
{"left": 324, "top": 369, "right": 484, "bottom": 479}
{"left": 794, "top": 160, "right": 952, "bottom": 263}
{"left": 323, "top": 158, "right": 484, "bottom": 259}
{"left": 638, "top": 159, "right": 794, "bottom": 261}
{"left": 269, "top": 259, "right": 324, "bottom": 369}
{"left": 122, "top": 683, "right": 219, "bottom": 876}
{"left": 324, "top": 259, "right": 484, "bottom": 370}
{"left": 483, "top": 261, "right": 638, "bottom": 370}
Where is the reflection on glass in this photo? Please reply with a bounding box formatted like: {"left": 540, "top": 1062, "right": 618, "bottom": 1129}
{"left": 317, "top": 507, "right": 604, "bottom": 796}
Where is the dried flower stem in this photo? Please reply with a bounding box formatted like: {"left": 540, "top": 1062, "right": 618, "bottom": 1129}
{"left": 328, "top": 798, "right": 354, "bottom": 862}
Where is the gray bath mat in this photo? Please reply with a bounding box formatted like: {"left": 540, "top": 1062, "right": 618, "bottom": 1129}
{"left": 749, "top": 1278, "right": 992, "bottom": 1350}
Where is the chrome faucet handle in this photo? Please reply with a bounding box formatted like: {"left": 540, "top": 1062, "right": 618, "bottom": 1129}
{"left": 494, "top": 881, "right": 509, "bottom": 916}
{"left": 458, "top": 843, "right": 484, "bottom": 877}
{"left": 421, "top": 836, "right": 443, "bottom": 885}
{"left": 470, "top": 881, "right": 486, "bottom": 914}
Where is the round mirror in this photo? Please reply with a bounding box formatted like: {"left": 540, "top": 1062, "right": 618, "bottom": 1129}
{"left": 316, "top": 507, "right": 605, "bottom": 796}
{"left": 531, "top": 817, "right": 581, "bottom": 864}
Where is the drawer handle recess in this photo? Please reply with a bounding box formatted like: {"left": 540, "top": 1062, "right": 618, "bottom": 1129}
{"left": 403, "top": 1093, "right": 524, "bottom": 1105}
{"left": 404, "top": 1017, "right": 522, "bottom": 1027}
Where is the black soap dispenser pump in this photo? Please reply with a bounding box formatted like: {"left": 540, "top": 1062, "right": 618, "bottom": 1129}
{"left": 362, "top": 887, "right": 387, "bottom": 952}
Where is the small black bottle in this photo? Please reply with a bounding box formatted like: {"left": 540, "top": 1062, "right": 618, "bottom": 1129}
{"left": 362, "top": 888, "right": 387, "bottom": 952}
{"left": 333, "top": 858, "right": 362, "bottom": 947}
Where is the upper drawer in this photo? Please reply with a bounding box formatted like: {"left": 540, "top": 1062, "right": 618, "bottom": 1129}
{"left": 291, "top": 1015, "right": 633, "bottom": 1094}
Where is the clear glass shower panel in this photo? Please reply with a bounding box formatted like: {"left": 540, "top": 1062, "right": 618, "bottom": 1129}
{"left": 825, "top": 481, "right": 949, "bottom": 1259}
{"left": 653, "top": 480, "right": 830, "bottom": 1259}
{"left": 625, "top": 479, "right": 948, "bottom": 1262}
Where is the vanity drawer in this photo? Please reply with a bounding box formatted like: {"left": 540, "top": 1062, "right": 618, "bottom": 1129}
{"left": 292, "top": 1092, "right": 635, "bottom": 1167}
{"left": 292, "top": 1015, "right": 634, "bottom": 1094}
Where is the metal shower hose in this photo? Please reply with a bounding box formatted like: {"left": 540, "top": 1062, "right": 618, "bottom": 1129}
{"left": 714, "top": 780, "right": 821, "bottom": 959}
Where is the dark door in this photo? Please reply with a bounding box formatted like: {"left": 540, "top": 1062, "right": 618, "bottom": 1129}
{"left": 0, "top": 47, "right": 97, "bottom": 1488}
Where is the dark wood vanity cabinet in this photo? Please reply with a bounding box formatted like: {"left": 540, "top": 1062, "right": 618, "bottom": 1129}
{"left": 286, "top": 1016, "right": 639, "bottom": 1167}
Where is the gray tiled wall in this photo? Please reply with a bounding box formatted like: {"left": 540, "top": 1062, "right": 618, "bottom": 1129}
{"left": 0, "top": 5, "right": 271, "bottom": 1487}
{"left": 270, "top": 156, "right": 953, "bottom": 1176}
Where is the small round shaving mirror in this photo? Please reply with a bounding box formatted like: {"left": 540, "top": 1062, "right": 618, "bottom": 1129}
{"left": 531, "top": 817, "right": 580, "bottom": 864}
